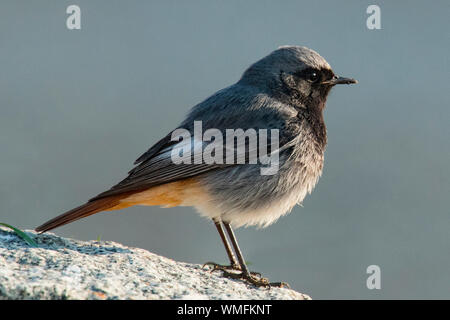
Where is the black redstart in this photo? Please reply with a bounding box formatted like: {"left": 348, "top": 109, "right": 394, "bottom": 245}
{"left": 36, "top": 46, "right": 357, "bottom": 287}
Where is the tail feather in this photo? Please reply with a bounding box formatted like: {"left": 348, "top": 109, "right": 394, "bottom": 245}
{"left": 35, "top": 196, "right": 124, "bottom": 233}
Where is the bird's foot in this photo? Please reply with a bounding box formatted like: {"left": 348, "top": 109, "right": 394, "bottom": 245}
{"left": 220, "top": 269, "right": 290, "bottom": 289}
{"left": 203, "top": 261, "right": 241, "bottom": 272}
{"left": 202, "top": 261, "right": 262, "bottom": 278}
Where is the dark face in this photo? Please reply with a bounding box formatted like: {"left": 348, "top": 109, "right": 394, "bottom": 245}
{"left": 278, "top": 67, "right": 357, "bottom": 112}
{"left": 276, "top": 66, "right": 357, "bottom": 147}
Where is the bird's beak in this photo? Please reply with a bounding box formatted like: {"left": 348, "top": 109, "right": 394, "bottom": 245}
{"left": 323, "top": 76, "right": 358, "bottom": 86}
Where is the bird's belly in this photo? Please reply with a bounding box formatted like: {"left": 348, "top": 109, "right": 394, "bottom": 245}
{"left": 194, "top": 154, "right": 324, "bottom": 228}
{"left": 221, "top": 183, "right": 311, "bottom": 228}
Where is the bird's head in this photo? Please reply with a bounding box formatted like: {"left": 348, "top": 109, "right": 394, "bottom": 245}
{"left": 240, "top": 45, "right": 357, "bottom": 111}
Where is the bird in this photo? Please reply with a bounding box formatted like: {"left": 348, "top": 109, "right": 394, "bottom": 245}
{"left": 36, "top": 45, "right": 357, "bottom": 287}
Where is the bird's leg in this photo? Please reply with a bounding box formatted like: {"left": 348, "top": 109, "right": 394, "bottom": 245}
{"left": 222, "top": 222, "right": 252, "bottom": 275}
{"left": 203, "top": 218, "right": 240, "bottom": 272}
{"left": 221, "top": 222, "right": 290, "bottom": 288}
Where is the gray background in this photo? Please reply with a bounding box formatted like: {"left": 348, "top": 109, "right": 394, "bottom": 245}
{"left": 0, "top": 1, "right": 448, "bottom": 299}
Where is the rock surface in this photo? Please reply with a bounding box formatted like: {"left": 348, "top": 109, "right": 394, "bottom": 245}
{"left": 0, "top": 226, "right": 310, "bottom": 300}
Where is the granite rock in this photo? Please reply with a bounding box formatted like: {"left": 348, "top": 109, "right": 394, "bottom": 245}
{"left": 0, "top": 226, "right": 310, "bottom": 300}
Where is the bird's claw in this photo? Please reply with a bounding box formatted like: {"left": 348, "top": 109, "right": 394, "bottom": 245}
{"left": 219, "top": 269, "right": 290, "bottom": 289}
{"left": 202, "top": 261, "right": 261, "bottom": 278}
{"left": 202, "top": 261, "right": 240, "bottom": 273}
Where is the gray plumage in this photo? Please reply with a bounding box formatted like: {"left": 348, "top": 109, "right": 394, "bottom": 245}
{"left": 37, "top": 45, "right": 356, "bottom": 233}
{"left": 93, "top": 45, "right": 355, "bottom": 227}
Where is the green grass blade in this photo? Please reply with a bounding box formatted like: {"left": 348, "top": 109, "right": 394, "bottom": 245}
{"left": 0, "top": 222, "right": 38, "bottom": 247}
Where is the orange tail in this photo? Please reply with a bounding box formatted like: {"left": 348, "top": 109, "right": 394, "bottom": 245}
{"left": 35, "top": 179, "right": 201, "bottom": 233}
{"left": 35, "top": 196, "right": 125, "bottom": 233}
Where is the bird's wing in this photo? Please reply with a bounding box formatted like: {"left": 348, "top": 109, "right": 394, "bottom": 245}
{"left": 90, "top": 86, "right": 296, "bottom": 202}
{"left": 89, "top": 126, "right": 286, "bottom": 202}
{"left": 89, "top": 133, "right": 230, "bottom": 201}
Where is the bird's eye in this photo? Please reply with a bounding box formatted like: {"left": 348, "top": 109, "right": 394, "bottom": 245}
{"left": 308, "top": 71, "right": 320, "bottom": 83}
